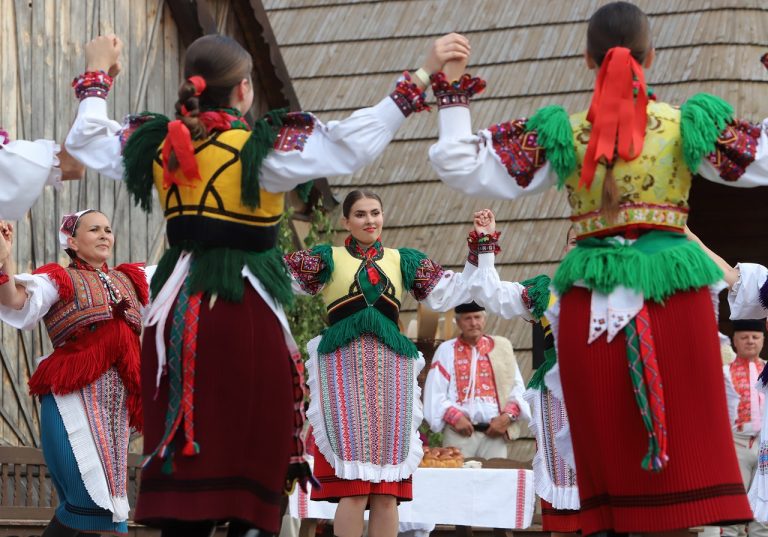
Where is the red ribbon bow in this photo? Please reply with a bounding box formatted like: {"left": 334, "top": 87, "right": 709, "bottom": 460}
{"left": 162, "top": 121, "right": 201, "bottom": 188}
{"left": 580, "top": 47, "right": 649, "bottom": 190}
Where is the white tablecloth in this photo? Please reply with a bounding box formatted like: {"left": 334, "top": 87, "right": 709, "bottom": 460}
{"left": 289, "top": 466, "right": 536, "bottom": 529}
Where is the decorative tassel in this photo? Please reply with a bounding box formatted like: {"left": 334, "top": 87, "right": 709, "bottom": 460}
{"left": 161, "top": 452, "right": 176, "bottom": 475}
{"left": 680, "top": 93, "right": 734, "bottom": 172}
{"left": 525, "top": 105, "right": 577, "bottom": 188}
{"left": 33, "top": 263, "right": 74, "bottom": 301}
{"left": 366, "top": 265, "right": 380, "bottom": 286}
{"left": 600, "top": 163, "right": 622, "bottom": 223}
{"left": 520, "top": 274, "right": 552, "bottom": 319}
{"left": 162, "top": 121, "right": 201, "bottom": 188}
{"left": 182, "top": 441, "right": 200, "bottom": 456}
{"left": 398, "top": 247, "right": 428, "bottom": 291}
{"left": 240, "top": 108, "right": 288, "bottom": 209}
{"left": 123, "top": 114, "right": 170, "bottom": 212}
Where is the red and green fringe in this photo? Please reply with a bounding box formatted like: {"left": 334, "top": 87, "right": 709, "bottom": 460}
{"left": 524, "top": 105, "right": 577, "bottom": 188}
{"left": 680, "top": 93, "right": 733, "bottom": 172}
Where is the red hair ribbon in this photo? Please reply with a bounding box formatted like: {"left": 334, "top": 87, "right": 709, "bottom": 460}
{"left": 580, "top": 47, "right": 649, "bottom": 189}
{"left": 162, "top": 121, "right": 201, "bottom": 189}
{"left": 188, "top": 75, "right": 206, "bottom": 96}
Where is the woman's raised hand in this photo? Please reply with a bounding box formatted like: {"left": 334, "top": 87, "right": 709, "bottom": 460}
{"left": 85, "top": 34, "right": 123, "bottom": 77}
{"left": 473, "top": 209, "right": 496, "bottom": 236}
{"left": 421, "top": 33, "right": 471, "bottom": 76}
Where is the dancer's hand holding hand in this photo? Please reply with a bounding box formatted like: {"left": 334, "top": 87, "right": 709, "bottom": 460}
{"left": 421, "top": 33, "right": 471, "bottom": 77}
{"left": 486, "top": 414, "right": 510, "bottom": 438}
{"left": 473, "top": 209, "right": 496, "bottom": 236}
{"left": 85, "top": 34, "right": 123, "bottom": 77}
{"left": 57, "top": 146, "right": 85, "bottom": 181}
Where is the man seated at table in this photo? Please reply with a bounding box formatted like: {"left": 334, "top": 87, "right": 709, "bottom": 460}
{"left": 424, "top": 302, "right": 530, "bottom": 458}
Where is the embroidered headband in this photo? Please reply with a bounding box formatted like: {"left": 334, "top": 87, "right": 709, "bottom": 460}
{"left": 59, "top": 209, "right": 96, "bottom": 248}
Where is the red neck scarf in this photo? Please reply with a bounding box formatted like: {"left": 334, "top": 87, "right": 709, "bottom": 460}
{"left": 345, "top": 235, "right": 383, "bottom": 286}
{"left": 580, "top": 47, "right": 649, "bottom": 189}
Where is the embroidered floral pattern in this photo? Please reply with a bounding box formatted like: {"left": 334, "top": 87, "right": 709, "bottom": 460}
{"left": 284, "top": 249, "right": 326, "bottom": 295}
{"left": 431, "top": 72, "right": 486, "bottom": 109}
{"left": 488, "top": 119, "right": 547, "bottom": 188}
{"left": 390, "top": 72, "right": 429, "bottom": 117}
{"left": 707, "top": 120, "right": 762, "bottom": 181}
{"left": 411, "top": 258, "right": 444, "bottom": 301}
{"left": 274, "top": 112, "right": 315, "bottom": 153}
{"left": 467, "top": 230, "right": 501, "bottom": 266}
{"left": 118, "top": 114, "right": 154, "bottom": 153}
{"left": 571, "top": 202, "right": 689, "bottom": 238}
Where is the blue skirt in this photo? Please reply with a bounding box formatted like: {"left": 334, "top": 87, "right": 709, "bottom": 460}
{"left": 40, "top": 394, "right": 128, "bottom": 534}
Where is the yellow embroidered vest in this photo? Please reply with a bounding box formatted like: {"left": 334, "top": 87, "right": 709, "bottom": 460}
{"left": 565, "top": 101, "right": 692, "bottom": 238}
{"left": 321, "top": 246, "right": 404, "bottom": 325}
{"left": 152, "top": 129, "right": 284, "bottom": 250}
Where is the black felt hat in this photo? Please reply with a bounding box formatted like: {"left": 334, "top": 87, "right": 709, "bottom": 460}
{"left": 732, "top": 319, "right": 767, "bottom": 333}
{"left": 455, "top": 301, "right": 485, "bottom": 314}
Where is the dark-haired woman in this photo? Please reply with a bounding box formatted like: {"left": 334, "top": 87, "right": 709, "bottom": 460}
{"left": 65, "top": 33, "right": 468, "bottom": 537}
{"left": 284, "top": 190, "right": 474, "bottom": 537}
{"left": 428, "top": 2, "right": 768, "bottom": 535}
{"left": 0, "top": 211, "right": 147, "bottom": 536}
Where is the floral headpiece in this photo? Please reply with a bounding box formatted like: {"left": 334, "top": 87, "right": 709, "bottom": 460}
{"left": 58, "top": 209, "right": 96, "bottom": 248}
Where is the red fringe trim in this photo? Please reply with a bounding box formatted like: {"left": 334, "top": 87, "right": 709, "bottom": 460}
{"left": 33, "top": 263, "right": 73, "bottom": 302}
{"left": 115, "top": 262, "right": 149, "bottom": 306}
{"left": 29, "top": 319, "right": 143, "bottom": 430}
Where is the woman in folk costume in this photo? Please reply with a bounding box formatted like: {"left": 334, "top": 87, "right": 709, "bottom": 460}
{"left": 65, "top": 32, "right": 468, "bottom": 537}
{"left": 0, "top": 211, "right": 147, "bottom": 536}
{"left": 429, "top": 1, "right": 768, "bottom": 533}
{"left": 462, "top": 211, "right": 579, "bottom": 535}
{"left": 284, "top": 190, "right": 475, "bottom": 537}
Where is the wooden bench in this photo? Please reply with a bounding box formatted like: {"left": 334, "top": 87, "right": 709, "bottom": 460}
{"left": 0, "top": 446, "right": 153, "bottom": 537}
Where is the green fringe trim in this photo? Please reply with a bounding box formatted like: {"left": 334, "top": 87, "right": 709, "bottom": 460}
{"left": 317, "top": 307, "right": 419, "bottom": 359}
{"left": 524, "top": 105, "right": 576, "bottom": 189}
{"left": 151, "top": 243, "right": 294, "bottom": 308}
{"left": 521, "top": 274, "right": 551, "bottom": 320}
{"left": 310, "top": 243, "right": 334, "bottom": 284}
{"left": 526, "top": 345, "right": 557, "bottom": 391}
{"left": 241, "top": 109, "right": 288, "bottom": 209}
{"left": 295, "top": 181, "right": 314, "bottom": 203}
{"left": 123, "top": 113, "right": 170, "bottom": 212}
{"left": 398, "top": 248, "right": 428, "bottom": 291}
{"left": 553, "top": 230, "right": 723, "bottom": 303}
{"left": 680, "top": 93, "right": 733, "bottom": 172}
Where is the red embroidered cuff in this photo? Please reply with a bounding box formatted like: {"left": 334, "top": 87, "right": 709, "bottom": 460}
{"left": 0, "top": 128, "right": 9, "bottom": 146}
{"left": 467, "top": 230, "right": 501, "bottom": 266}
{"left": 0, "top": 268, "right": 9, "bottom": 286}
{"left": 444, "top": 406, "right": 465, "bottom": 427}
{"left": 390, "top": 72, "right": 430, "bottom": 117}
{"left": 431, "top": 72, "right": 487, "bottom": 109}
{"left": 503, "top": 401, "right": 521, "bottom": 419}
{"left": 72, "top": 71, "right": 114, "bottom": 101}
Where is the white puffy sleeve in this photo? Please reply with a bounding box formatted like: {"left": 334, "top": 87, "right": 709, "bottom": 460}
{"left": 0, "top": 139, "right": 61, "bottom": 220}
{"left": 728, "top": 263, "right": 768, "bottom": 320}
{"left": 423, "top": 341, "right": 460, "bottom": 433}
{"left": 419, "top": 261, "right": 477, "bottom": 312}
{"left": 0, "top": 273, "right": 59, "bottom": 330}
{"left": 468, "top": 253, "right": 536, "bottom": 321}
{"left": 428, "top": 105, "right": 558, "bottom": 199}
{"left": 65, "top": 97, "right": 124, "bottom": 181}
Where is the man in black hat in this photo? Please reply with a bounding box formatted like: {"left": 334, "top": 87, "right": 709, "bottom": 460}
{"left": 423, "top": 301, "right": 529, "bottom": 458}
{"left": 724, "top": 319, "right": 768, "bottom": 537}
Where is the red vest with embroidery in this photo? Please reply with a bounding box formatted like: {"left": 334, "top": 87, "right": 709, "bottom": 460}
{"left": 43, "top": 267, "right": 143, "bottom": 347}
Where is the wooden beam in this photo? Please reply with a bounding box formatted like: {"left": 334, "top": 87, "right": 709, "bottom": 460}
{"left": 165, "top": 0, "right": 215, "bottom": 48}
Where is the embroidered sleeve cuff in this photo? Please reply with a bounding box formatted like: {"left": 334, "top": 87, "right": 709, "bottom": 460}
{"left": 467, "top": 231, "right": 501, "bottom": 266}
{"left": 431, "top": 72, "right": 486, "bottom": 110}
{"left": 0, "top": 270, "right": 9, "bottom": 286}
{"left": 390, "top": 72, "right": 430, "bottom": 117}
{"left": 444, "top": 406, "right": 465, "bottom": 427}
{"left": 72, "top": 71, "right": 114, "bottom": 101}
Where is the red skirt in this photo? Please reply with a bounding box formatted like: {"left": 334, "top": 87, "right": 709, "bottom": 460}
{"left": 311, "top": 449, "right": 413, "bottom": 503}
{"left": 540, "top": 499, "right": 580, "bottom": 533}
{"left": 135, "top": 285, "right": 295, "bottom": 533}
{"left": 557, "top": 287, "right": 751, "bottom": 534}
